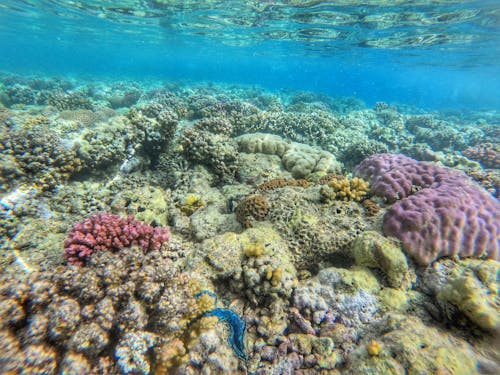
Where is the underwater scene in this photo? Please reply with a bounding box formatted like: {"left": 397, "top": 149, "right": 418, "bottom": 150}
{"left": 0, "top": 1, "right": 499, "bottom": 374}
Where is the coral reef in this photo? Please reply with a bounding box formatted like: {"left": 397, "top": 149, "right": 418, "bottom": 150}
{"left": 108, "top": 90, "right": 141, "bottom": 109}
{"left": 355, "top": 153, "right": 500, "bottom": 265}
{"left": 343, "top": 314, "right": 483, "bottom": 375}
{"left": 267, "top": 187, "right": 367, "bottom": 269}
{"left": 181, "top": 124, "right": 239, "bottom": 183}
{"left": 0, "top": 84, "right": 37, "bottom": 106}
{"left": 199, "top": 226, "right": 297, "bottom": 304}
{"left": 126, "top": 106, "right": 178, "bottom": 167}
{"left": 0, "top": 242, "right": 244, "bottom": 374}
{"left": 46, "top": 90, "right": 93, "bottom": 110}
{"left": 463, "top": 143, "right": 500, "bottom": 169}
{"left": 76, "top": 116, "right": 137, "bottom": 172}
{"left": 405, "top": 114, "right": 483, "bottom": 151}
{"left": 352, "top": 231, "right": 412, "bottom": 289}
{"left": 466, "top": 168, "right": 500, "bottom": 198}
{"left": 63, "top": 212, "right": 170, "bottom": 266}
{"left": 1, "top": 75, "right": 498, "bottom": 375}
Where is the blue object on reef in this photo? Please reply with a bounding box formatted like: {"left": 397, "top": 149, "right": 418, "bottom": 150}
{"left": 194, "top": 290, "right": 247, "bottom": 363}
{"left": 194, "top": 290, "right": 218, "bottom": 302}
{"left": 205, "top": 307, "right": 247, "bottom": 363}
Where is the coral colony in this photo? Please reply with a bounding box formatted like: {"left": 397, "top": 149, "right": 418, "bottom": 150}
{"left": 355, "top": 153, "right": 500, "bottom": 265}
{"left": 64, "top": 213, "right": 170, "bottom": 266}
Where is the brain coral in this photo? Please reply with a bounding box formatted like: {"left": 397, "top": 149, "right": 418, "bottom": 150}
{"left": 235, "top": 194, "right": 270, "bottom": 228}
{"left": 355, "top": 153, "right": 500, "bottom": 265}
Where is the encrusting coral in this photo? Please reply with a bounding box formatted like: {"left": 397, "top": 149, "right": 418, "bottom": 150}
{"left": 255, "top": 178, "right": 309, "bottom": 193}
{"left": 421, "top": 258, "right": 500, "bottom": 332}
{"left": 179, "top": 194, "right": 204, "bottom": 216}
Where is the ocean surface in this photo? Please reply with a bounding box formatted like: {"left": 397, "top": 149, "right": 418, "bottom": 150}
{"left": 1, "top": 0, "right": 500, "bottom": 109}
{"left": 0, "top": 1, "right": 499, "bottom": 375}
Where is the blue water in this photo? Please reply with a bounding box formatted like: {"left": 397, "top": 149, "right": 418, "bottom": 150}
{"left": 1, "top": 0, "right": 499, "bottom": 109}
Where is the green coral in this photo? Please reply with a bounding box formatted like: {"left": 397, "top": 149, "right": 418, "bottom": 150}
{"left": 179, "top": 194, "right": 204, "bottom": 216}
{"left": 437, "top": 259, "right": 499, "bottom": 331}
{"left": 352, "top": 231, "right": 412, "bottom": 289}
{"left": 332, "top": 266, "right": 381, "bottom": 294}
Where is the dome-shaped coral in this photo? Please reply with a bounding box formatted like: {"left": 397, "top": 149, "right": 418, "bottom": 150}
{"left": 235, "top": 194, "right": 270, "bottom": 228}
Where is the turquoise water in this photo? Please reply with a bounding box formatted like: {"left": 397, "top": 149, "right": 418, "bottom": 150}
{"left": 1, "top": 0, "right": 499, "bottom": 109}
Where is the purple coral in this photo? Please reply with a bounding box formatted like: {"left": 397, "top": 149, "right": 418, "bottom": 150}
{"left": 355, "top": 154, "right": 500, "bottom": 265}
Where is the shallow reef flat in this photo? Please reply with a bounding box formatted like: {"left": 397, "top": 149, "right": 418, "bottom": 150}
{"left": 0, "top": 72, "right": 499, "bottom": 374}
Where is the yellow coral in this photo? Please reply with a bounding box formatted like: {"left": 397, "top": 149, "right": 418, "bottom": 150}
{"left": 321, "top": 176, "right": 370, "bottom": 202}
{"left": 194, "top": 292, "right": 216, "bottom": 315}
{"left": 180, "top": 194, "right": 204, "bottom": 216}
{"left": 271, "top": 267, "right": 283, "bottom": 287}
{"left": 350, "top": 177, "right": 370, "bottom": 200}
{"left": 22, "top": 115, "right": 50, "bottom": 130}
{"left": 265, "top": 266, "right": 284, "bottom": 287}
{"left": 243, "top": 241, "right": 265, "bottom": 257}
{"left": 184, "top": 316, "right": 218, "bottom": 348}
{"left": 265, "top": 267, "right": 274, "bottom": 281}
{"left": 153, "top": 278, "right": 220, "bottom": 374}
{"left": 366, "top": 340, "right": 383, "bottom": 356}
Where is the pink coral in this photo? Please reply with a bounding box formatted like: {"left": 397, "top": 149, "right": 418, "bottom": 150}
{"left": 355, "top": 154, "right": 500, "bottom": 265}
{"left": 64, "top": 213, "right": 169, "bottom": 266}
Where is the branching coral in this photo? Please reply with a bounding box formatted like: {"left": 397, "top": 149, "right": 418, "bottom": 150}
{"left": 463, "top": 143, "right": 500, "bottom": 169}
{"left": 0, "top": 125, "right": 82, "bottom": 192}
{"left": 63, "top": 212, "right": 170, "bottom": 266}
{"left": 320, "top": 176, "right": 370, "bottom": 202}
{"left": 180, "top": 126, "right": 239, "bottom": 183}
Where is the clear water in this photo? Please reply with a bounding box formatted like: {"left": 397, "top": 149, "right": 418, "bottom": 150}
{"left": 1, "top": 0, "right": 499, "bottom": 109}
